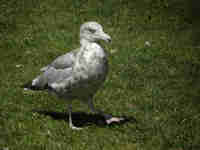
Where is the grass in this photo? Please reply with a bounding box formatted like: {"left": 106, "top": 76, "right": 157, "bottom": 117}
{"left": 0, "top": 0, "right": 200, "bottom": 149}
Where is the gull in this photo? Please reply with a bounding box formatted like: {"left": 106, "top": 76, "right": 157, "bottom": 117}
{"left": 23, "top": 21, "right": 124, "bottom": 130}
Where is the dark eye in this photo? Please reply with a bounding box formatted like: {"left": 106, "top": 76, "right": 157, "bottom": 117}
{"left": 88, "top": 28, "right": 96, "bottom": 34}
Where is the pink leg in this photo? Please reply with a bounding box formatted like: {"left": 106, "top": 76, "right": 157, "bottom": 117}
{"left": 106, "top": 117, "right": 124, "bottom": 124}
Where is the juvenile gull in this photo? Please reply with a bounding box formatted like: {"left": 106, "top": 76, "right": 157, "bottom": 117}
{"left": 24, "top": 21, "right": 124, "bottom": 129}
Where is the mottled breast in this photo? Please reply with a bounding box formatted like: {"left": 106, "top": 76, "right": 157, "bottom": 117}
{"left": 79, "top": 43, "right": 108, "bottom": 80}
{"left": 60, "top": 43, "right": 109, "bottom": 99}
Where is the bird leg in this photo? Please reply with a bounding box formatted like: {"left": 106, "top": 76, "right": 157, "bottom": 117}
{"left": 88, "top": 99, "right": 124, "bottom": 124}
{"left": 68, "top": 103, "right": 82, "bottom": 130}
{"left": 105, "top": 117, "right": 124, "bottom": 124}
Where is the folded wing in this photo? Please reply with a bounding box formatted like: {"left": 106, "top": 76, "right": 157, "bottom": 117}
{"left": 40, "top": 48, "right": 79, "bottom": 72}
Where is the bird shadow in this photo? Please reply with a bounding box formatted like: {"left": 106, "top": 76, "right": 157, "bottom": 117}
{"left": 32, "top": 109, "right": 136, "bottom": 128}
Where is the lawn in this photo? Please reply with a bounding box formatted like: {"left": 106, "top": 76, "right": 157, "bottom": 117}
{"left": 0, "top": 0, "right": 200, "bottom": 149}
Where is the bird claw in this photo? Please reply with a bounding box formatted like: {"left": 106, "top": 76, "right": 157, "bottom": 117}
{"left": 69, "top": 123, "right": 83, "bottom": 130}
{"left": 70, "top": 124, "right": 83, "bottom": 130}
{"left": 106, "top": 117, "right": 124, "bottom": 124}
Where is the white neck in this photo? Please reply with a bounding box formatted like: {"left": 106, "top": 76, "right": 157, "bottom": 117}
{"left": 80, "top": 38, "right": 102, "bottom": 54}
{"left": 80, "top": 38, "right": 95, "bottom": 46}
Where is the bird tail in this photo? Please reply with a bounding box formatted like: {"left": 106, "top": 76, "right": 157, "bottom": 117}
{"left": 22, "top": 75, "right": 44, "bottom": 90}
{"left": 22, "top": 78, "right": 53, "bottom": 91}
{"left": 22, "top": 80, "right": 42, "bottom": 91}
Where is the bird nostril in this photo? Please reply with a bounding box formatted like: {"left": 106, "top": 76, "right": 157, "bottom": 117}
{"left": 108, "top": 38, "right": 111, "bottom": 43}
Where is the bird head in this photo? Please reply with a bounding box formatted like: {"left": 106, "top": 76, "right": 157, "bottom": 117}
{"left": 80, "top": 21, "right": 111, "bottom": 45}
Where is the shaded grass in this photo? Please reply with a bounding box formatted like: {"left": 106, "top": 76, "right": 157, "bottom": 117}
{"left": 0, "top": 0, "right": 200, "bottom": 150}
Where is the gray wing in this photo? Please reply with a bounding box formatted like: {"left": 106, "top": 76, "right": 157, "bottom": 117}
{"left": 49, "top": 69, "right": 89, "bottom": 93}
{"left": 34, "top": 66, "right": 89, "bottom": 94}
{"left": 40, "top": 48, "right": 79, "bottom": 72}
{"left": 33, "top": 67, "right": 73, "bottom": 88}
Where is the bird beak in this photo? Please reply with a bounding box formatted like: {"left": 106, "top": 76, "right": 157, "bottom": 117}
{"left": 99, "top": 31, "right": 111, "bottom": 43}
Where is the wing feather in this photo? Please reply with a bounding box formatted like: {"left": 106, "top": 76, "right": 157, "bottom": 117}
{"left": 40, "top": 48, "right": 79, "bottom": 72}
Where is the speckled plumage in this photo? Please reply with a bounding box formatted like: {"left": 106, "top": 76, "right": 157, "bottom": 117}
{"left": 25, "top": 22, "right": 123, "bottom": 129}
{"left": 32, "top": 22, "right": 110, "bottom": 99}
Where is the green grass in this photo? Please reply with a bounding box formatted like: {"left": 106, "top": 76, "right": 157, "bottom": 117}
{"left": 0, "top": 0, "right": 200, "bottom": 149}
